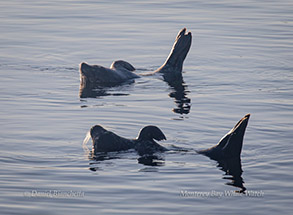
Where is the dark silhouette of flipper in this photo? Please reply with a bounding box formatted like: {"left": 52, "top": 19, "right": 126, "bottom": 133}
{"left": 198, "top": 114, "right": 250, "bottom": 192}
{"left": 198, "top": 114, "right": 250, "bottom": 159}
{"left": 155, "top": 28, "right": 192, "bottom": 75}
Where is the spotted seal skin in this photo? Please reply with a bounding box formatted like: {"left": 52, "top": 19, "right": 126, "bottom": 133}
{"left": 90, "top": 125, "right": 167, "bottom": 156}
{"left": 79, "top": 28, "right": 192, "bottom": 87}
{"left": 197, "top": 114, "right": 250, "bottom": 160}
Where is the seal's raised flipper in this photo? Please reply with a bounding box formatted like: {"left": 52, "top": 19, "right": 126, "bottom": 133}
{"left": 155, "top": 28, "right": 192, "bottom": 75}
{"left": 79, "top": 28, "right": 192, "bottom": 91}
{"left": 198, "top": 114, "right": 250, "bottom": 160}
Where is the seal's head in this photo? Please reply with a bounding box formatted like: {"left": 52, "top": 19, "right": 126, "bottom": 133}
{"left": 79, "top": 62, "right": 100, "bottom": 85}
{"left": 90, "top": 125, "right": 107, "bottom": 140}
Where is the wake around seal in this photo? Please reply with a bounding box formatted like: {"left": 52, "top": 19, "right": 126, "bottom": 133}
{"left": 79, "top": 28, "right": 192, "bottom": 87}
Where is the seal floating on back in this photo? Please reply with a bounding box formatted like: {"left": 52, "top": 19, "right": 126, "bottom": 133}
{"left": 86, "top": 114, "right": 250, "bottom": 158}
{"left": 80, "top": 60, "right": 139, "bottom": 87}
{"left": 90, "top": 125, "right": 167, "bottom": 156}
{"left": 79, "top": 28, "right": 192, "bottom": 87}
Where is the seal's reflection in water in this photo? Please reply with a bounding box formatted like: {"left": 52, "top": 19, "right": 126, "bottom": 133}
{"left": 88, "top": 152, "right": 165, "bottom": 172}
{"left": 163, "top": 73, "right": 191, "bottom": 115}
{"left": 86, "top": 144, "right": 245, "bottom": 193}
{"left": 79, "top": 73, "right": 191, "bottom": 115}
{"left": 88, "top": 150, "right": 245, "bottom": 193}
{"left": 79, "top": 84, "right": 110, "bottom": 98}
{"left": 137, "top": 154, "right": 165, "bottom": 166}
{"left": 79, "top": 81, "right": 133, "bottom": 98}
{"left": 84, "top": 114, "right": 249, "bottom": 193}
{"left": 88, "top": 153, "right": 121, "bottom": 172}
{"left": 216, "top": 157, "right": 246, "bottom": 193}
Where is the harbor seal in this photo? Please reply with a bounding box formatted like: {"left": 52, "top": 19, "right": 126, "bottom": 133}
{"left": 79, "top": 28, "right": 192, "bottom": 87}
{"left": 80, "top": 60, "right": 139, "bottom": 87}
{"left": 86, "top": 114, "right": 250, "bottom": 158}
{"left": 90, "top": 125, "right": 167, "bottom": 156}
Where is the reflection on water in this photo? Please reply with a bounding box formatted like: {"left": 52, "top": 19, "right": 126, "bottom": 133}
{"left": 87, "top": 144, "right": 245, "bottom": 192}
{"left": 216, "top": 157, "right": 246, "bottom": 193}
{"left": 163, "top": 73, "right": 191, "bottom": 115}
{"left": 2, "top": 0, "right": 293, "bottom": 213}
{"left": 88, "top": 151, "right": 124, "bottom": 171}
{"left": 79, "top": 72, "right": 191, "bottom": 115}
{"left": 88, "top": 151, "right": 165, "bottom": 171}
{"left": 79, "top": 84, "right": 111, "bottom": 98}
{"left": 138, "top": 154, "right": 165, "bottom": 166}
{"left": 79, "top": 81, "right": 132, "bottom": 98}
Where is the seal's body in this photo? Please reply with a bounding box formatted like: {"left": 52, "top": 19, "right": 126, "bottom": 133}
{"left": 90, "top": 125, "right": 167, "bottom": 156}
{"left": 79, "top": 28, "right": 192, "bottom": 87}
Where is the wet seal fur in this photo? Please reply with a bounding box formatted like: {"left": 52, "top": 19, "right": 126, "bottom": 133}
{"left": 79, "top": 28, "right": 192, "bottom": 87}
{"left": 87, "top": 115, "right": 250, "bottom": 191}
{"left": 80, "top": 60, "right": 139, "bottom": 87}
{"left": 90, "top": 125, "right": 167, "bottom": 156}
{"left": 197, "top": 114, "right": 250, "bottom": 193}
{"left": 198, "top": 114, "right": 250, "bottom": 160}
{"left": 87, "top": 114, "right": 250, "bottom": 158}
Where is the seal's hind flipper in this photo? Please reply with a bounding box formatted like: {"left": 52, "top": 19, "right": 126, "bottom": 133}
{"left": 198, "top": 114, "right": 250, "bottom": 160}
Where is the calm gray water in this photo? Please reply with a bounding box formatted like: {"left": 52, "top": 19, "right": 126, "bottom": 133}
{"left": 0, "top": 0, "right": 292, "bottom": 214}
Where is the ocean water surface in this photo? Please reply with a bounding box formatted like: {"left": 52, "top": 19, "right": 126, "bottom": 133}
{"left": 0, "top": 0, "right": 292, "bottom": 214}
